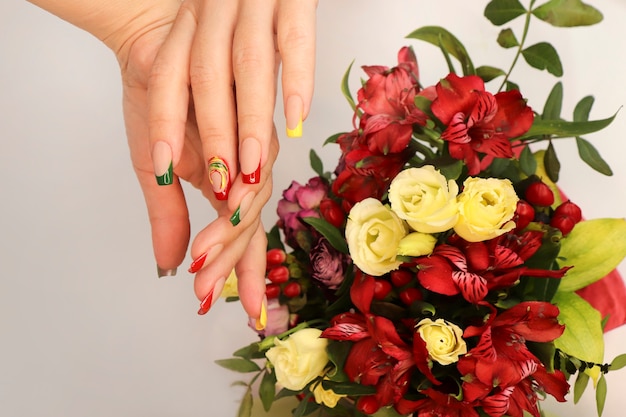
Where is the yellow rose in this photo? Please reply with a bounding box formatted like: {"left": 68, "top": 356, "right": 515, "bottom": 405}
{"left": 265, "top": 328, "right": 329, "bottom": 391}
{"left": 454, "top": 177, "right": 518, "bottom": 242}
{"left": 219, "top": 269, "right": 239, "bottom": 298}
{"left": 388, "top": 166, "right": 459, "bottom": 234}
{"left": 345, "top": 198, "right": 408, "bottom": 276}
{"left": 397, "top": 232, "right": 437, "bottom": 257}
{"left": 310, "top": 378, "right": 346, "bottom": 408}
{"left": 416, "top": 318, "right": 467, "bottom": 365}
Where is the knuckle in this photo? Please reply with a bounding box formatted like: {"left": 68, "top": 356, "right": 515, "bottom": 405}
{"left": 189, "top": 62, "right": 221, "bottom": 90}
{"left": 232, "top": 44, "right": 266, "bottom": 76}
{"left": 278, "top": 23, "right": 310, "bottom": 52}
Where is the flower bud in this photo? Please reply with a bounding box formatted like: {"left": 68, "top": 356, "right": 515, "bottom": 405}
{"left": 356, "top": 396, "right": 380, "bottom": 415}
{"left": 390, "top": 269, "right": 414, "bottom": 287}
{"left": 514, "top": 200, "right": 535, "bottom": 230}
{"left": 550, "top": 215, "right": 578, "bottom": 235}
{"left": 266, "top": 248, "right": 287, "bottom": 267}
{"left": 265, "top": 283, "right": 281, "bottom": 299}
{"left": 319, "top": 198, "right": 346, "bottom": 228}
{"left": 554, "top": 200, "right": 582, "bottom": 223}
{"left": 399, "top": 287, "right": 423, "bottom": 305}
{"left": 268, "top": 265, "right": 290, "bottom": 284}
{"left": 373, "top": 279, "right": 393, "bottom": 300}
{"left": 283, "top": 282, "right": 302, "bottom": 298}
{"left": 525, "top": 181, "right": 554, "bottom": 207}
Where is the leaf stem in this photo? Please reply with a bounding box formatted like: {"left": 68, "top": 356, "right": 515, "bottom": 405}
{"left": 498, "top": 0, "right": 537, "bottom": 92}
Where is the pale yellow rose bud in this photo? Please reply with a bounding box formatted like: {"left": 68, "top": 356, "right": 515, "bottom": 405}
{"left": 388, "top": 166, "right": 459, "bottom": 234}
{"left": 345, "top": 198, "right": 408, "bottom": 276}
{"left": 416, "top": 318, "right": 467, "bottom": 365}
{"left": 454, "top": 177, "right": 519, "bottom": 242}
{"left": 397, "top": 232, "right": 437, "bottom": 257}
{"left": 265, "top": 328, "right": 329, "bottom": 391}
{"left": 310, "top": 378, "right": 346, "bottom": 408}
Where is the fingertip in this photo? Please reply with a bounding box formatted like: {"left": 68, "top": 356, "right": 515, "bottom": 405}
{"left": 285, "top": 95, "right": 303, "bottom": 138}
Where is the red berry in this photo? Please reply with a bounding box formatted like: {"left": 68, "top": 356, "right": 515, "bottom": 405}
{"left": 265, "top": 283, "right": 281, "bottom": 299}
{"left": 319, "top": 198, "right": 346, "bottom": 228}
{"left": 266, "top": 248, "right": 287, "bottom": 267}
{"left": 356, "top": 396, "right": 380, "bottom": 415}
{"left": 514, "top": 200, "right": 535, "bottom": 230}
{"left": 267, "top": 265, "right": 290, "bottom": 284}
{"left": 525, "top": 182, "right": 555, "bottom": 207}
{"left": 373, "top": 279, "right": 392, "bottom": 300}
{"left": 390, "top": 269, "right": 413, "bottom": 287}
{"left": 283, "top": 282, "right": 301, "bottom": 298}
{"left": 399, "top": 287, "right": 423, "bottom": 305}
{"left": 554, "top": 200, "right": 582, "bottom": 223}
{"left": 550, "top": 215, "right": 577, "bottom": 235}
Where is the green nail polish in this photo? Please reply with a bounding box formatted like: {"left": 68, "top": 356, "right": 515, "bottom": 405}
{"left": 230, "top": 206, "right": 241, "bottom": 226}
{"left": 156, "top": 161, "right": 173, "bottom": 186}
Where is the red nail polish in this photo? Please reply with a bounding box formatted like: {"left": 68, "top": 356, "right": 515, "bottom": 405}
{"left": 242, "top": 163, "right": 261, "bottom": 184}
{"left": 188, "top": 252, "right": 208, "bottom": 274}
{"left": 197, "top": 289, "right": 214, "bottom": 315}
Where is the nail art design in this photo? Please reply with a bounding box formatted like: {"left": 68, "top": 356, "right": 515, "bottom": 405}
{"left": 255, "top": 299, "right": 267, "bottom": 331}
{"left": 286, "top": 95, "right": 303, "bottom": 138}
{"left": 156, "top": 162, "right": 173, "bottom": 185}
{"left": 197, "top": 289, "right": 214, "bottom": 315}
{"left": 286, "top": 119, "right": 302, "bottom": 138}
{"left": 153, "top": 141, "right": 174, "bottom": 186}
{"left": 188, "top": 252, "right": 208, "bottom": 274}
{"left": 229, "top": 206, "right": 241, "bottom": 227}
{"left": 157, "top": 266, "right": 177, "bottom": 278}
{"left": 229, "top": 192, "right": 255, "bottom": 227}
{"left": 240, "top": 138, "right": 262, "bottom": 185}
{"left": 208, "top": 156, "right": 230, "bottom": 200}
{"left": 242, "top": 163, "right": 260, "bottom": 184}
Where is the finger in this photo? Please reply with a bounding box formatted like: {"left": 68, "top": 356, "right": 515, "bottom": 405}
{"left": 189, "top": 0, "right": 239, "bottom": 203}
{"left": 233, "top": 0, "right": 277, "bottom": 189}
{"left": 277, "top": 0, "right": 318, "bottom": 138}
{"left": 147, "top": 5, "right": 196, "bottom": 187}
{"left": 235, "top": 222, "right": 268, "bottom": 326}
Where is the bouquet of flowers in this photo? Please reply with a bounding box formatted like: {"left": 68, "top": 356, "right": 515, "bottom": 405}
{"left": 218, "top": 1, "right": 626, "bottom": 416}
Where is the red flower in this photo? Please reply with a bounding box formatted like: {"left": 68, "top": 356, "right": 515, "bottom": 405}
{"left": 431, "top": 73, "right": 534, "bottom": 175}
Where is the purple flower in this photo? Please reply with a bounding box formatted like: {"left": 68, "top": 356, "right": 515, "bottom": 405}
{"left": 310, "top": 238, "right": 349, "bottom": 290}
{"left": 248, "top": 298, "right": 291, "bottom": 338}
{"left": 277, "top": 177, "right": 329, "bottom": 250}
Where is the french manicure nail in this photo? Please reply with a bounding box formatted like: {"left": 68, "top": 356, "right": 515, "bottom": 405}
{"left": 229, "top": 192, "right": 255, "bottom": 226}
{"left": 208, "top": 156, "right": 230, "bottom": 201}
{"left": 197, "top": 277, "right": 226, "bottom": 315}
{"left": 240, "top": 137, "right": 261, "bottom": 184}
{"left": 286, "top": 95, "right": 303, "bottom": 138}
{"left": 157, "top": 266, "right": 177, "bottom": 278}
{"left": 188, "top": 244, "right": 224, "bottom": 274}
{"left": 255, "top": 297, "right": 268, "bottom": 331}
{"left": 153, "top": 141, "right": 173, "bottom": 186}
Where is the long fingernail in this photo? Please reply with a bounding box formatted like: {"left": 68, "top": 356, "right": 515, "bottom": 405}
{"left": 208, "top": 156, "right": 230, "bottom": 201}
{"left": 153, "top": 141, "right": 173, "bottom": 186}
{"left": 197, "top": 277, "right": 226, "bottom": 315}
{"left": 157, "top": 266, "right": 177, "bottom": 278}
{"left": 240, "top": 137, "right": 261, "bottom": 184}
{"left": 188, "top": 244, "right": 224, "bottom": 273}
{"left": 255, "top": 297, "right": 268, "bottom": 331}
{"left": 286, "top": 95, "right": 303, "bottom": 138}
{"left": 229, "top": 192, "right": 255, "bottom": 226}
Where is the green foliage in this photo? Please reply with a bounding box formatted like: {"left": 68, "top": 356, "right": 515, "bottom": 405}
{"left": 497, "top": 28, "right": 519, "bottom": 48}
{"left": 476, "top": 65, "right": 506, "bottom": 82}
{"left": 596, "top": 374, "right": 607, "bottom": 416}
{"left": 522, "top": 42, "right": 563, "bottom": 76}
{"left": 310, "top": 149, "right": 325, "bottom": 178}
{"left": 484, "top": 0, "right": 526, "bottom": 25}
{"left": 406, "top": 26, "right": 475, "bottom": 75}
{"left": 302, "top": 217, "right": 349, "bottom": 254}
{"left": 574, "top": 370, "right": 590, "bottom": 403}
{"left": 610, "top": 354, "right": 626, "bottom": 371}
{"left": 532, "top": 0, "right": 603, "bottom": 27}
{"left": 215, "top": 358, "right": 262, "bottom": 373}
{"left": 542, "top": 82, "right": 564, "bottom": 120}
{"left": 259, "top": 370, "right": 277, "bottom": 411}
{"left": 237, "top": 387, "right": 253, "bottom": 417}
{"left": 341, "top": 60, "right": 357, "bottom": 112}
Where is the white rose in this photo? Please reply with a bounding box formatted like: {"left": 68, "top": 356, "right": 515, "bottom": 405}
{"left": 345, "top": 198, "right": 408, "bottom": 276}
{"left": 416, "top": 318, "right": 467, "bottom": 365}
{"left": 265, "top": 328, "right": 329, "bottom": 391}
{"left": 397, "top": 232, "right": 437, "bottom": 257}
{"left": 388, "top": 166, "right": 459, "bottom": 234}
{"left": 310, "top": 378, "right": 346, "bottom": 408}
{"left": 454, "top": 177, "right": 519, "bottom": 242}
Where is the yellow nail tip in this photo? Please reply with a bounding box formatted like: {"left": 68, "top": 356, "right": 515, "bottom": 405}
{"left": 286, "top": 119, "right": 303, "bottom": 138}
{"left": 255, "top": 302, "right": 268, "bottom": 331}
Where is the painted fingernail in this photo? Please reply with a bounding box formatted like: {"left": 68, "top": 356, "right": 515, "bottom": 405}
{"left": 153, "top": 141, "right": 173, "bottom": 186}
{"left": 255, "top": 297, "right": 268, "bottom": 331}
{"left": 157, "top": 266, "right": 177, "bottom": 278}
{"left": 286, "top": 95, "right": 303, "bottom": 138}
{"left": 208, "top": 156, "right": 230, "bottom": 201}
{"left": 197, "top": 277, "right": 226, "bottom": 315}
{"left": 188, "top": 244, "right": 224, "bottom": 274}
{"left": 229, "top": 192, "right": 255, "bottom": 226}
{"left": 240, "top": 137, "right": 261, "bottom": 184}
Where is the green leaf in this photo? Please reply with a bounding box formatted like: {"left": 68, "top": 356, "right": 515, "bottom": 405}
{"left": 542, "top": 82, "right": 564, "bottom": 120}
{"left": 476, "top": 65, "right": 507, "bottom": 82}
{"left": 484, "top": 0, "right": 526, "bottom": 25}
{"left": 309, "top": 149, "right": 324, "bottom": 177}
{"left": 521, "top": 42, "right": 563, "bottom": 76}
{"left": 558, "top": 218, "right": 626, "bottom": 291}
{"left": 215, "top": 358, "right": 261, "bottom": 373}
{"left": 497, "top": 28, "right": 519, "bottom": 48}
{"left": 553, "top": 292, "right": 604, "bottom": 364}
{"left": 575, "top": 137, "right": 613, "bottom": 176}
{"left": 266, "top": 225, "right": 285, "bottom": 251}
{"left": 238, "top": 388, "right": 253, "bottom": 417}
{"left": 506, "top": 80, "right": 520, "bottom": 92}
{"left": 321, "top": 379, "right": 377, "bottom": 396}
{"left": 573, "top": 95, "right": 595, "bottom": 122}
{"left": 574, "top": 371, "right": 590, "bottom": 403}
{"left": 406, "top": 26, "right": 475, "bottom": 75}
{"left": 544, "top": 141, "right": 560, "bottom": 182}
{"left": 610, "top": 353, "right": 626, "bottom": 371}
{"left": 326, "top": 341, "right": 352, "bottom": 381}
{"left": 233, "top": 343, "right": 260, "bottom": 359}
{"left": 302, "top": 217, "right": 349, "bottom": 254}
{"left": 532, "top": 0, "right": 603, "bottom": 27}
{"left": 519, "top": 113, "right": 618, "bottom": 140}
{"left": 596, "top": 374, "right": 607, "bottom": 417}
{"left": 340, "top": 60, "right": 357, "bottom": 112}
{"left": 324, "top": 132, "right": 345, "bottom": 146}
{"left": 259, "top": 370, "right": 276, "bottom": 412}
{"left": 519, "top": 145, "right": 537, "bottom": 176}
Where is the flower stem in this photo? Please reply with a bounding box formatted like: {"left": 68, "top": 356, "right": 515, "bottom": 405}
{"left": 498, "top": 0, "right": 537, "bottom": 92}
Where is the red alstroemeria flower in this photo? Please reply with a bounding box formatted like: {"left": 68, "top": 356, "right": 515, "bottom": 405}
{"left": 430, "top": 73, "right": 534, "bottom": 175}
{"left": 395, "top": 388, "right": 480, "bottom": 417}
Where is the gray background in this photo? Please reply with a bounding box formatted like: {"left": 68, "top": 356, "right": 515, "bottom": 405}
{"left": 1, "top": 1, "right": 625, "bottom": 416}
